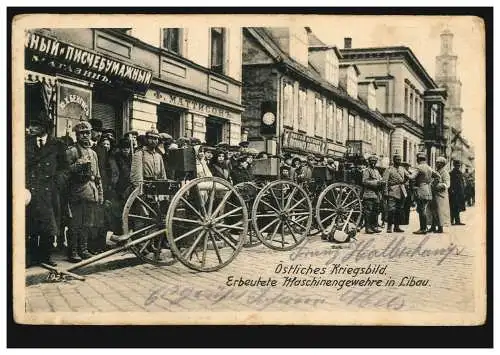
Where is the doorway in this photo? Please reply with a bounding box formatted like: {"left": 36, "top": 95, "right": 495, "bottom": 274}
{"left": 205, "top": 117, "right": 225, "bottom": 146}
{"left": 157, "top": 105, "right": 182, "bottom": 139}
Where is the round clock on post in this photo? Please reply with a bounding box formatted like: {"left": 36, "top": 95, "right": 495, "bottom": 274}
{"left": 262, "top": 112, "right": 276, "bottom": 126}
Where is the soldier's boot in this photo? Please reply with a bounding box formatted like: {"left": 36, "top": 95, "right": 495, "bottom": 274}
{"left": 436, "top": 226, "right": 444, "bottom": 233}
{"left": 67, "top": 229, "right": 81, "bottom": 263}
{"left": 372, "top": 215, "right": 382, "bottom": 233}
{"left": 68, "top": 248, "right": 82, "bottom": 263}
{"left": 393, "top": 213, "right": 404, "bottom": 233}
{"left": 79, "top": 234, "right": 93, "bottom": 260}
{"left": 413, "top": 215, "right": 427, "bottom": 234}
{"left": 364, "top": 213, "right": 374, "bottom": 234}
{"left": 386, "top": 213, "right": 393, "bottom": 233}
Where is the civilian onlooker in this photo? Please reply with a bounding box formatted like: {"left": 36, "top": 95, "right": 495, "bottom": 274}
{"left": 427, "top": 156, "right": 450, "bottom": 233}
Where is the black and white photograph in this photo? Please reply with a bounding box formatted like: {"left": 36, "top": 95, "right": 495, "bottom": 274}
{"left": 11, "top": 12, "right": 487, "bottom": 327}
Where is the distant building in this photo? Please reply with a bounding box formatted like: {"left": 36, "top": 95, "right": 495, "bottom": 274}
{"left": 435, "top": 29, "right": 474, "bottom": 170}
{"left": 340, "top": 40, "right": 447, "bottom": 168}
{"left": 241, "top": 27, "right": 393, "bottom": 164}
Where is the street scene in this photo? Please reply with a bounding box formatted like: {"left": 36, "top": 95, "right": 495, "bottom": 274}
{"left": 25, "top": 206, "right": 477, "bottom": 313}
{"left": 18, "top": 16, "right": 483, "bottom": 322}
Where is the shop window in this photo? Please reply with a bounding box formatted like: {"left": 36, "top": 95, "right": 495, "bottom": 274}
{"left": 206, "top": 117, "right": 226, "bottom": 147}
{"left": 92, "top": 88, "right": 124, "bottom": 138}
{"left": 210, "top": 27, "right": 225, "bottom": 74}
{"left": 162, "top": 28, "right": 182, "bottom": 54}
{"left": 157, "top": 106, "right": 182, "bottom": 139}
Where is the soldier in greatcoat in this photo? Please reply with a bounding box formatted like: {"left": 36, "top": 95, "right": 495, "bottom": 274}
{"left": 362, "top": 154, "right": 385, "bottom": 234}
{"left": 129, "top": 128, "right": 167, "bottom": 189}
{"left": 427, "top": 156, "right": 450, "bottom": 233}
{"left": 449, "top": 159, "right": 467, "bottom": 225}
{"left": 25, "top": 117, "right": 66, "bottom": 267}
{"left": 65, "top": 121, "right": 103, "bottom": 262}
{"left": 382, "top": 153, "right": 410, "bottom": 233}
{"left": 408, "top": 152, "right": 441, "bottom": 234}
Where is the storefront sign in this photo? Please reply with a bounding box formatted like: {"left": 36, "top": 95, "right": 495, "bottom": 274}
{"left": 58, "top": 83, "right": 91, "bottom": 118}
{"left": 149, "top": 90, "right": 232, "bottom": 119}
{"left": 326, "top": 142, "right": 347, "bottom": 157}
{"left": 25, "top": 31, "right": 153, "bottom": 94}
{"left": 282, "top": 129, "right": 326, "bottom": 155}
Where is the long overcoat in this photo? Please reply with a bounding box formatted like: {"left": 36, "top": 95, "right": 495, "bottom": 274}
{"left": 427, "top": 166, "right": 451, "bottom": 226}
{"left": 449, "top": 168, "right": 466, "bottom": 213}
{"left": 25, "top": 135, "right": 65, "bottom": 236}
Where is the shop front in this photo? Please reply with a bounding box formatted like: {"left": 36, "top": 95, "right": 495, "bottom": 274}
{"left": 145, "top": 89, "right": 241, "bottom": 146}
{"left": 24, "top": 29, "right": 153, "bottom": 141}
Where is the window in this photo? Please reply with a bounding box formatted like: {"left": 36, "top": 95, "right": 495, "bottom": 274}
{"left": 371, "top": 124, "right": 376, "bottom": 145}
{"left": 347, "top": 67, "right": 358, "bottom": 98}
{"left": 414, "top": 95, "right": 418, "bottom": 120}
{"left": 283, "top": 82, "right": 294, "bottom": 127}
{"left": 210, "top": 27, "right": 225, "bottom": 74}
{"left": 348, "top": 114, "right": 355, "bottom": 140}
{"left": 431, "top": 104, "right": 438, "bottom": 125}
{"left": 359, "top": 119, "right": 365, "bottom": 141}
{"left": 404, "top": 87, "right": 409, "bottom": 115}
{"left": 419, "top": 101, "right": 424, "bottom": 124}
{"left": 298, "top": 88, "right": 307, "bottom": 131}
{"left": 314, "top": 96, "right": 323, "bottom": 136}
{"left": 336, "top": 107, "right": 343, "bottom": 143}
{"left": 325, "top": 50, "right": 339, "bottom": 86}
{"left": 162, "top": 28, "right": 181, "bottom": 54}
{"left": 409, "top": 92, "right": 414, "bottom": 119}
{"left": 403, "top": 138, "right": 408, "bottom": 162}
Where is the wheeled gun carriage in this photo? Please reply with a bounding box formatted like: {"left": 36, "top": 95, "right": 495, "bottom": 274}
{"left": 41, "top": 149, "right": 315, "bottom": 282}
{"left": 234, "top": 157, "right": 313, "bottom": 250}
{"left": 41, "top": 147, "right": 251, "bottom": 280}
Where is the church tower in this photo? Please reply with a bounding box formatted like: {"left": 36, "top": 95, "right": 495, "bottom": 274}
{"left": 435, "top": 29, "right": 463, "bottom": 133}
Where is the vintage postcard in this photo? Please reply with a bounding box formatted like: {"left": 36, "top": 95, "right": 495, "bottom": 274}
{"left": 12, "top": 12, "right": 487, "bottom": 326}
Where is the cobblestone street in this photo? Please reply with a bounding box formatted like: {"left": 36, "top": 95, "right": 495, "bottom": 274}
{"left": 24, "top": 206, "right": 481, "bottom": 315}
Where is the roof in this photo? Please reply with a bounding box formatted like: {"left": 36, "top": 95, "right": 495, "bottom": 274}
{"left": 243, "top": 27, "right": 394, "bottom": 130}
{"left": 307, "top": 30, "right": 326, "bottom": 47}
{"left": 340, "top": 46, "right": 438, "bottom": 89}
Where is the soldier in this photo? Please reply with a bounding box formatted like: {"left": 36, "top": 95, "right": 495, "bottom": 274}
{"left": 25, "top": 117, "right": 65, "bottom": 267}
{"left": 408, "top": 152, "right": 441, "bottom": 234}
{"left": 88, "top": 119, "right": 103, "bottom": 148}
{"left": 427, "top": 156, "right": 451, "bottom": 233}
{"left": 362, "top": 154, "right": 384, "bottom": 234}
{"left": 449, "top": 159, "right": 467, "bottom": 225}
{"left": 130, "top": 128, "right": 167, "bottom": 189}
{"left": 65, "top": 121, "right": 103, "bottom": 262}
{"left": 382, "top": 153, "right": 410, "bottom": 233}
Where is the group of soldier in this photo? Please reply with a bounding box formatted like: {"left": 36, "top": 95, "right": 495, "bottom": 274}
{"left": 25, "top": 113, "right": 475, "bottom": 267}
{"left": 25, "top": 116, "right": 277, "bottom": 267}
{"left": 360, "top": 152, "right": 472, "bottom": 235}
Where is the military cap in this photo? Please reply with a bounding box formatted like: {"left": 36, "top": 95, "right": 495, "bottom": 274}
{"left": 118, "top": 137, "right": 131, "bottom": 149}
{"left": 73, "top": 121, "right": 92, "bottom": 133}
{"left": 246, "top": 148, "right": 259, "bottom": 155}
{"left": 368, "top": 154, "right": 378, "bottom": 162}
{"left": 436, "top": 156, "right": 447, "bottom": 164}
{"left": 416, "top": 152, "right": 427, "bottom": 160}
{"left": 239, "top": 141, "right": 250, "bottom": 148}
{"left": 189, "top": 137, "right": 202, "bottom": 146}
{"left": 145, "top": 128, "right": 160, "bottom": 138}
{"left": 393, "top": 151, "right": 402, "bottom": 159}
{"left": 124, "top": 130, "right": 139, "bottom": 137}
{"left": 453, "top": 159, "right": 462, "bottom": 165}
{"left": 307, "top": 154, "right": 316, "bottom": 161}
{"left": 88, "top": 119, "right": 103, "bottom": 131}
{"left": 159, "top": 132, "right": 173, "bottom": 142}
{"left": 177, "top": 136, "right": 190, "bottom": 144}
{"left": 216, "top": 142, "right": 230, "bottom": 150}
{"left": 326, "top": 158, "right": 335, "bottom": 164}
{"left": 29, "top": 118, "right": 53, "bottom": 130}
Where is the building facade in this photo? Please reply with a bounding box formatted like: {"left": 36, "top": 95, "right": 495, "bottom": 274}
{"left": 340, "top": 40, "right": 447, "bottom": 168}
{"left": 435, "top": 29, "right": 475, "bottom": 170}
{"left": 241, "top": 27, "right": 393, "bottom": 164}
{"left": 24, "top": 27, "right": 244, "bottom": 145}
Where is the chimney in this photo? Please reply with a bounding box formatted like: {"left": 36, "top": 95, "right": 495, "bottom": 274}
{"left": 344, "top": 37, "right": 352, "bottom": 49}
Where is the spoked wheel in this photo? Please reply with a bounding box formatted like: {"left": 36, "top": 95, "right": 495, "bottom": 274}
{"left": 252, "top": 180, "right": 312, "bottom": 251}
{"left": 123, "top": 186, "right": 177, "bottom": 266}
{"left": 166, "top": 177, "right": 248, "bottom": 272}
{"left": 234, "top": 182, "right": 262, "bottom": 248}
{"left": 316, "top": 182, "right": 363, "bottom": 233}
